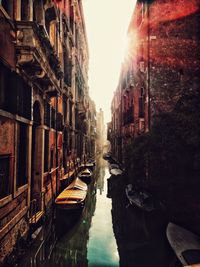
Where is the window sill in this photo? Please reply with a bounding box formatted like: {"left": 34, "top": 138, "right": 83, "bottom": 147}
{"left": 0, "top": 194, "right": 12, "bottom": 208}
{"left": 14, "top": 184, "right": 28, "bottom": 198}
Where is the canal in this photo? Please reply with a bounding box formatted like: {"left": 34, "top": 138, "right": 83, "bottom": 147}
{"left": 17, "top": 156, "right": 119, "bottom": 267}
{"left": 17, "top": 156, "right": 181, "bottom": 267}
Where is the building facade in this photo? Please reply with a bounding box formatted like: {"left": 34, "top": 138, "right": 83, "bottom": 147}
{"left": 0, "top": 0, "right": 95, "bottom": 264}
{"left": 96, "top": 108, "right": 106, "bottom": 155}
{"left": 109, "top": 0, "right": 200, "bottom": 163}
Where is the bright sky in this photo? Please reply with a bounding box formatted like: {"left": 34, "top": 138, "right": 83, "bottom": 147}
{"left": 82, "top": 0, "right": 136, "bottom": 123}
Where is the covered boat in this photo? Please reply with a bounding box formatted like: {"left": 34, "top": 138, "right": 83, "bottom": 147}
{"left": 78, "top": 168, "right": 92, "bottom": 184}
{"left": 55, "top": 178, "right": 87, "bottom": 210}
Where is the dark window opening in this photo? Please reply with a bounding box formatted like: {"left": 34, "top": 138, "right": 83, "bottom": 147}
{"left": 17, "top": 122, "right": 28, "bottom": 188}
{"left": 50, "top": 149, "right": 54, "bottom": 169}
{"left": 139, "top": 97, "right": 144, "bottom": 118}
{"left": 21, "top": 0, "right": 29, "bottom": 20}
{"left": 33, "top": 101, "right": 41, "bottom": 125}
{"left": 57, "top": 112, "right": 63, "bottom": 131}
{"left": 63, "top": 97, "right": 67, "bottom": 124}
{"left": 64, "top": 50, "right": 72, "bottom": 87}
{"left": 0, "top": 63, "right": 31, "bottom": 119}
{"left": 51, "top": 107, "right": 56, "bottom": 129}
{"left": 44, "top": 130, "right": 49, "bottom": 172}
{"left": 69, "top": 1, "right": 74, "bottom": 33}
{"left": 139, "top": 87, "right": 145, "bottom": 118}
{"left": 44, "top": 101, "right": 51, "bottom": 127}
{"left": 69, "top": 101, "right": 72, "bottom": 127}
{"left": 0, "top": 155, "right": 11, "bottom": 199}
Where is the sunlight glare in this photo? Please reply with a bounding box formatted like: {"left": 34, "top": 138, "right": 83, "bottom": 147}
{"left": 83, "top": 0, "right": 136, "bottom": 122}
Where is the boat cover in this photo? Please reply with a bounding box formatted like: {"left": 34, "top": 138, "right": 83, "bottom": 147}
{"left": 66, "top": 178, "right": 87, "bottom": 191}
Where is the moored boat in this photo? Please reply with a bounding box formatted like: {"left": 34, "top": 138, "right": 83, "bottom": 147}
{"left": 109, "top": 163, "right": 120, "bottom": 171}
{"left": 125, "top": 184, "right": 164, "bottom": 212}
{"left": 78, "top": 168, "right": 92, "bottom": 184}
{"left": 167, "top": 223, "right": 200, "bottom": 266}
{"left": 110, "top": 168, "right": 123, "bottom": 176}
{"left": 55, "top": 178, "right": 87, "bottom": 211}
{"left": 103, "top": 152, "right": 112, "bottom": 160}
{"left": 80, "top": 159, "right": 96, "bottom": 170}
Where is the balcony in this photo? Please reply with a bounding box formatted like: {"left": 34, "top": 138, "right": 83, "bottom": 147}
{"left": 16, "top": 21, "right": 63, "bottom": 91}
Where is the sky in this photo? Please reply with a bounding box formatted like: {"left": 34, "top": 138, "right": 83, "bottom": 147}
{"left": 82, "top": 0, "right": 136, "bottom": 123}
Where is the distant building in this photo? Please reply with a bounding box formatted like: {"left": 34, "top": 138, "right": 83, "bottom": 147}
{"left": 87, "top": 98, "right": 97, "bottom": 158}
{"left": 0, "top": 1, "right": 95, "bottom": 264}
{"left": 109, "top": 0, "right": 200, "bottom": 162}
{"left": 96, "top": 108, "right": 106, "bottom": 154}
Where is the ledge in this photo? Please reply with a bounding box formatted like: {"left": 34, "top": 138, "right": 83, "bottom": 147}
{"left": 0, "top": 195, "right": 12, "bottom": 208}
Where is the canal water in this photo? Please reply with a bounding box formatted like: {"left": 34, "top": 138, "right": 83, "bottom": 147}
{"left": 17, "top": 156, "right": 119, "bottom": 267}
{"left": 16, "top": 156, "right": 181, "bottom": 267}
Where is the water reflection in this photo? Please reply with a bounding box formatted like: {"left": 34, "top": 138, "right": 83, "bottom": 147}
{"left": 18, "top": 156, "right": 119, "bottom": 267}
{"left": 109, "top": 175, "right": 181, "bottom": 267}
{"left": 87, "top": 161, "right": 119, "bottom": 267}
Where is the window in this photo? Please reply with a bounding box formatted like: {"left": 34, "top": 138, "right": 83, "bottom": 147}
{"left": 69, "top": 1, "right": 74, "bottom": 33}
{"left": 44, "top": 101, "right": 51, "bottom": 127}
{"left": 51, "top": 107, "right": 56, "bottom": 129}
{"left": 0, "top": 155, "right": 11, "bottom": 199}
{"left": 44, "top": 130, "right": 49, "bottom": 172}
{"left": 16, "top": 122, "right": 28, "bottom": 188}
{"left": 69, "top": 101, "right": 72, "bottom": 127}
{"left": 21, "top": 0, "right": 29, "bottom": 20}
{"left": 63, "top": 97, "right": 67, "bottom": 124}
{"left": 139, "top": 88, "right": 145, "bottom": 118}
{"left": 0, "top": 63, "right": 31, "bottom": 119}
{"left": 50, "top": 149, "right": 54, "bottom": 169}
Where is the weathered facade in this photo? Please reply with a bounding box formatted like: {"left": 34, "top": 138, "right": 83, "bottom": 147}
{"left": 0, "top": 1, "right": 95, "bottom": 264}
{"left": 109, "top": 0, "right": 200, "bottom": 162}
{"left": 87, "top": 98, "right": 97, "bottom": 158}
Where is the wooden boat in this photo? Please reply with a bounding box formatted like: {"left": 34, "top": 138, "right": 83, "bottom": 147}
{"left": 81, "top": 159, "right": 96, "bottom": 170}
{"left": 78, "top": 168, "right": 92, "bottom": 184}
{"left": 109, "top": 163, "right": 120, "bottom": 170}
{"left": 55, "top": 178, "right": 87, "bottom": 210}
{"left": 125, "top": 184, "right": 164, "bottom": 212}
{"left": 110, "top": 168, "right": 123, "bottom": 176}
{"left": 103, "top": 152, "right": 112, "bottom": 160}
{"left": 167, "top": 223, "right": 200, "bottom": 266}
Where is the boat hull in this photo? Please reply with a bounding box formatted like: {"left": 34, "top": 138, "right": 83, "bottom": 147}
{"left": 56, "top": 201, "right": 85, "bottom": 211}
{"left": 167, "top": 223, "right": 200, "bottom": 266}
{"left": 55, "top": 178, "right": 87, "bottom": 211}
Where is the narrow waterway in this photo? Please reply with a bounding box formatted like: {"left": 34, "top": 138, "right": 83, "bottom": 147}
{"left": 16, "top": 156, "right": 182, "bottom": 267}
{"left": 17, "top": 156, "right": 119, "bottom": 267}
